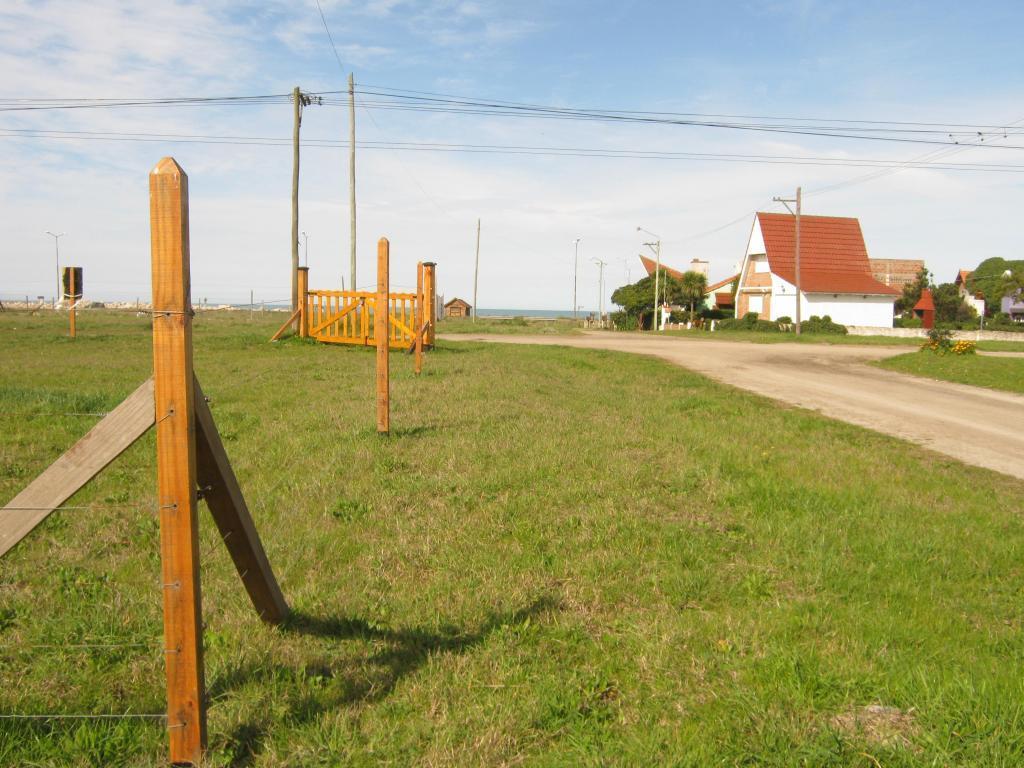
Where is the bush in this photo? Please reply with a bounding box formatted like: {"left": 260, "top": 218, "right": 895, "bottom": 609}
{"left": 920, "top": 327, "right": 954, "bottom": 353}
{"left": 611, "top": 311, "right": 638, "bottom": 331}
{"left": 700, "top": 307, "right": 733, "bottom": 320}
{"left": 717, "top": 312, "right": 781, "bottom": 333}
{"left": 800, "top": 315, "right": 848, "bottom": 335}
{"left": 895, "top": 315, "right": 922, "bottom": 329}
{"left": 775, "top": 316, "right": 792, "bottom": 325}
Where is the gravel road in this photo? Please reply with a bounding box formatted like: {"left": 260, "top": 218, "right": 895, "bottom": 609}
{"left": 447, "top": 332, "right": 1024, "bottom": 481}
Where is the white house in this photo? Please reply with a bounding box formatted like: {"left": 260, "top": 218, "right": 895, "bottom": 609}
{"left": 736, "top": 212, "right": 898, "bottom": 328}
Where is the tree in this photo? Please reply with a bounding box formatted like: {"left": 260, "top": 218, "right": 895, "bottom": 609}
{"left": 896, "top": 267, "right": 931, "bottom": 315}
{"left": 679, "top": 270, "right": 708, "bottom": 323}
{"left": 967, "top": 257, "right": 1024, "bottom": 314}
{"left": 932, "top": 282, "right": 978, "bottom": 324}
{"left": 610, "top": 269, "right": 686, "bottom": 329}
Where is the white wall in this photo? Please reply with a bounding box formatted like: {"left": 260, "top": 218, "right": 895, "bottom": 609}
{"left": 766, "top": 272, "right": 894, "bottom": 327}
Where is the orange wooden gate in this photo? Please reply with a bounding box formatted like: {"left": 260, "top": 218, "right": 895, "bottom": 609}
{"left": 306, "top": 290, "right": 418, "bottom": 349}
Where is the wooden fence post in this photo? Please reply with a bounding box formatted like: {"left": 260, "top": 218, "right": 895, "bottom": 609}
{"left": 415, "top": 261, "right": 424, "bottom": 375}
{"left": 297, "top": 266, "right": 309, "bottom": 338}
{"left": 376, "top": 238, "right": 390, "bottom": 434}
{"left": 150, "top": 157, "right": 206, "bottom": 764}
{"left": 423, "top": 262, "right": 436, "bottom": 348}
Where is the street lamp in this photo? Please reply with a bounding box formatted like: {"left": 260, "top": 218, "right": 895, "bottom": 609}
{"left": 573, "top": 237, "right": 581, "bottom": 320}
{"left": 301, "top": 231, "right": 309, "bottom": 267}
{"left": 45, "top": 231, "right": 64, "bottom": 304}
{"left": 637, "top": 226, "right": 662, "bottom": 330}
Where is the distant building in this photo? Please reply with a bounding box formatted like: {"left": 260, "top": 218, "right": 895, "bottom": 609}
{"left": 736, "top": 213, "right": 898, "bottom": 327}
{"left": 954, "top": 269, "right": 986, "bottom": 316}
{"left": 443, "top": 297, "right": 472, "bottom": 318}
{"left": 869, "top": 258, "right": 925, "bottom": 291}
{"left": 1001, "top": 289, "right": 1024, "bottom": 322}
{"left": 637, "top": 254, "right": 736, "bottom": 311}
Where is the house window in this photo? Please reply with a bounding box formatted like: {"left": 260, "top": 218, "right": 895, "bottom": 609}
{"left": 748, "top": 295, "right": 764, "bottom": 314}
{"left": 753, "top": 258, "right": 769, "bottom": 273}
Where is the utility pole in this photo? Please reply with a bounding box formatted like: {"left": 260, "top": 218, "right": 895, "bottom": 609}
{"left": 302, "top": 231, "right": 309, "bottom": 267}
{"left": 591, "top": 257, "right": 607, "bottom": 328}
{"left": 573, "top": 238, "right": 581, "bottom": 319}
{"left": 45, "top": 231, "right": 64, "bottom": 305}
{"left": 291, "top": 86, "right": 303, "bottom": 311}
{"left": 472, "top": 218, "right": 481, "bottom": 322}
{"left": 290, "top": 87, "right": 319, "bottom": 311}
{"left": 773, "top": 186, "right": 803, "bottom": 335}
{"left": 348, "top": 73, "right": 357, "bottom": 292}
{"left": 638, "top": 227, "right": 661, "bottom": 330}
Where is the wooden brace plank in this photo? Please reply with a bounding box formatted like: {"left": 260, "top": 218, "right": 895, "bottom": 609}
{"left": 388, "top": 313, "right": 415, "bottom": 338}
{"left": 406, "top": 322, "right": 431, "bottom": 354}
{"left": 309, "top": 298, "right": 363, "bottom": 336}
{"left": 193, "top": 378, "right": 288, "bottom": 624}
{"left": 269, "top": 308, "right": 301, "bottom": 342}
{"left": 0, "top": 378, "right": 155, "bottom": 559}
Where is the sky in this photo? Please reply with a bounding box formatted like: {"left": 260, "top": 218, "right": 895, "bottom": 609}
{"left": 1, "top": 0, "right": 1023, "bottom": 310}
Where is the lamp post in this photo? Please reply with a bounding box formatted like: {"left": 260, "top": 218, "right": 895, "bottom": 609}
{"left": 637, "top": 226, "right": 661, "bottom": 330}
{"left": 573, "top": 237, "right": 581, "bottom": 320}
{"left": 45, "top": 231, "right": 64, "bottom": 304}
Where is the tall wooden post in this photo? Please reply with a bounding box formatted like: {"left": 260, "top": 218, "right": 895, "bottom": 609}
{"left": 149, "top": 157, "right": 206, "bottom": 764}
{"left": 376, "top": 238, "right": 390, "bottom": 434}
{"left": 297, "top": 267, "right": 309, "bottom": 338}
{"left": 415, "top": 261, "right": 424, "bottom": 375}
{"left": 68, "top": 268, "right": 77, "bottom": 339}
{"left": 423, "top": 262, "right": 436, "bottom": 347}
{"left": 291, "top": 86, "right": 302, "bottom": 312}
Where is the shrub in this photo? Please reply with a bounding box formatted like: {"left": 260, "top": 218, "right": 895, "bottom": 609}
{"left": 700, "top": 307, "right": 733, "bottom": 320}
{"left": 897, "top": 315, "right": 922, "bottom": 329}
{"left": 920, "top": 327, "right": 954, "bottom": 354}
{"left": 775, "top": 316, "right": 792, "bottom": 325}
{"left": 611, "top": 311, "right": 638, "bottom": 331}
{"left": 800, "top": 315, "right": 848, "bottom": 335}
{"left": 952, "top": 340, "right": 977, "bottom": 355}
{"left": 717, "top": 313, "right": 781, "bottom": 333}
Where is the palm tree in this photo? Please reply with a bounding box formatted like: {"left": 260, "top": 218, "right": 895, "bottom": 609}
{"left": 680, "top": 271, "right": 708, "bottom": 325}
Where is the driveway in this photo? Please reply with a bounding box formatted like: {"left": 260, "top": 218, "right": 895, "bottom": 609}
{"left": 445, "top": 332, "right": 1024, "bottom": 482}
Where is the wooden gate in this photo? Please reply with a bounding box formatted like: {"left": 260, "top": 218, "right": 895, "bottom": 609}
{"left": 306, "top": 290, "right": 417, "bottom": 349}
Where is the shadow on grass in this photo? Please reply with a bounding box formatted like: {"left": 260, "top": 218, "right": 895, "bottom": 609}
{"left": 210, "top": 595, "right": 560, "bottom": 766}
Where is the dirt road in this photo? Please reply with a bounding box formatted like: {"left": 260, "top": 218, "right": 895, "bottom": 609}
{"left": 447, "top": 332, "right": 1024, "bottom": 481}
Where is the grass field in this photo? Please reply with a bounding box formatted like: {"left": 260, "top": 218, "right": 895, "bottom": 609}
{"left": 435, "top": 316, "right": 579, "bottom": 335}
{"left": 659, "top": 328, "right": 1024, "bottom": 352}
{"left": 878, "top": 350, "right": 1024, "bottom": 395}
{"left": 2, "top": 310, "right": 1024, "bottom": 766}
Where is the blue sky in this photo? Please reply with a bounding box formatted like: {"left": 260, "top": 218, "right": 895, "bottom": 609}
{"left": 2, "top": 0, "right": 1023, "bottom": 309}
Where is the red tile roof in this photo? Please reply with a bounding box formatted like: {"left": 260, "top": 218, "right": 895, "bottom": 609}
{"left": 914, "top": 288, "right": 935, "bottom": 311}
{"left": 955, "top": 269, "right": 973, "bottom": 286}
{"left": 714, "top": 292, "right": 735, "bottom": 307}
{"left": 756, "top": 212, "right": 899, "bottom": 295}
{"left": 638, "top": 254, "right": 685, "bottom": 280}
{"left": 707, "top": 274, "right": 738, "bottom": 292}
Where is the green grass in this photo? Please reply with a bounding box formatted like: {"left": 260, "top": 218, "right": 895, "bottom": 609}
{"left": 878, "top": 350, "right": 1024, "bottom": 395}
{"left": 658, "top": 327, "right": 1024, "bottom": 352}
{"left": 2, "top": 310, "right": 1024, "bottom": 766}
{"left": 436, "top": 315, "right": 579, "bottom": 335}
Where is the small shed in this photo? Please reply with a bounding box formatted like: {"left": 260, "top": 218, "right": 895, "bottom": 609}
{"left": 914, "top": 288, "right": 935, "bottom": 329}
{"left": 444, "top": 297, "right": 472, "bottom": 318}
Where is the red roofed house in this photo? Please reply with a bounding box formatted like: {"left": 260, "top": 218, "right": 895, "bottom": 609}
{"left": 913, "top": 288, "right": 935, "bottom": 329}
{"left": 637, "top": 254, "right": 737, "bottom": 311}
{"left": 736, "top": 213, "right": 899, "bottom": 328}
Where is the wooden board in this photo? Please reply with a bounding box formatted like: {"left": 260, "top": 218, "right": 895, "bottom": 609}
{"left": 0, "top": 378, "right": 155, "bottom": 559}
{"left": 193, "top": 378, "right": 288, "bottom": 624}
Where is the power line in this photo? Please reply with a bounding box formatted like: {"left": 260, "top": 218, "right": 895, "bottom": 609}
{"left": 4, "top": 129, "right": 1024, "bottom": 171}
{"left": 313, "top": 0, "right": 347, "bottom": 75}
